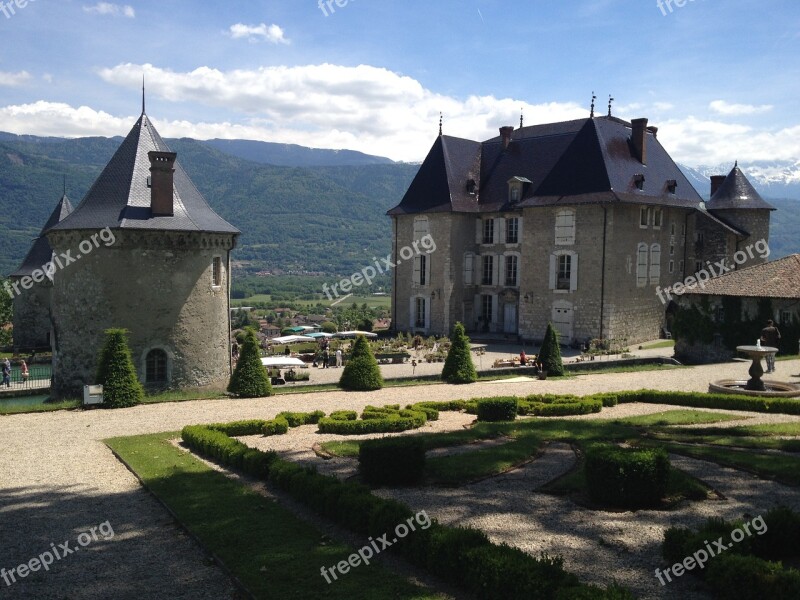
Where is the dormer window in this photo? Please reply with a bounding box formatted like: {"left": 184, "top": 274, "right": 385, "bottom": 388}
{"left": 510, "top": 187, "right": 520, "bottom": 203}
{"left": 666, "top": 179, "right": 677, "bottom": 194}
{"left": 507, "top": 176, "right": 531, "bottom": 204}
{"left": 466, "top": 179, "right": 477, "bottom": 195}
{"left": 634, "top": 174, "right": 645, "bottom": 191}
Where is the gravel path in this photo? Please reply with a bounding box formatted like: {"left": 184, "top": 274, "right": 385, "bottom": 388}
{"left": 0, "top": 357, "right": 798, "bottom": 599}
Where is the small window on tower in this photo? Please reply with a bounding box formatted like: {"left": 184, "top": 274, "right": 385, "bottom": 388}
{"left": 212, "top": 257, "right": 222, "bottom": 287}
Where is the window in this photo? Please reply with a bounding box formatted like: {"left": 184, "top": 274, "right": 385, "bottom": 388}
{"left": 653, "top": 209, "right": 663, "bottom": 229}
{"left": 679, "top": 259, "right": 684, "bottom": 272}
{"left": 781, "top": 310, "right": 793, "bottom": 325}
{"left": 640, "top": 207, "right": 649, "bottom": 228}
{"left": 212, "top": 257, "right": 222, "bottom": 287}
{"left": 714, "top": 306, "right": 725, "bottom": 323}
{"left": 669, "top": 260, "right": 674, "bottom": 274}
{"left": 145, "top": 349, "right": 168, "bottom": 384}
{"left": 481, "top": 295, "right": 493, "bottom": 324}
{"left": 510, "top": 187, "right": 520, "bottom": 203}
{"left": 482, "top": 255, "right": 494, "bottom": 285}
{"left": 415, "top": 298, "right": 426, "bottom": 328}
{"left": 634, "top": 174, "right": 645, "bottom": 190}
{"left": 463, "top": 253, "right": 474, "bottom": 285}
{"left": 695, "top": 260, "right": 702, "bottom": 273}
{"left": 506, "top": 218, "right": 519, "bottom": 244}
{"left": 557, "top": 255, "right": 572, "bottom": 290}
{"left": 505, "top": 255, "right": 518, "bottom": 287}
{"left": 695, "top": 231, "right": 704, "bottom": 244}
{"left": 636, "top": 243, "right": 648, "bottom": 287}
{"left": 649, "top": 244, "right": 661, "bottom": 284}
{"left": 669, "top": 244, "right": 675, "bottom": 256}
{"left": 555, "top": 209, "right": 576, "bottom": 245}
{"left": 482, "top": 219, "right": 495, "bottom": 244}
{"left": 667, "top": 180, "right": 677, "bottom": 194}
{"left": 413, "top": 255, "right": 427, "bottom": 286}
{"left": 670, "top": 223, "right": 676, "bottom": 235}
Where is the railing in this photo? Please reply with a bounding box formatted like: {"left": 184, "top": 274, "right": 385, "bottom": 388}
{"left": 1, "top": 364, "right": 52, "bottom": 391}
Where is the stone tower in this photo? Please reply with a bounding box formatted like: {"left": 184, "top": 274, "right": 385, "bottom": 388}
{"left": 46, "top": 108, "right": 240, "bottom": 397}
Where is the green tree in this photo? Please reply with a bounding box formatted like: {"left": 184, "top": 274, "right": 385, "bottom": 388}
{"left": 339, "top": 335, "right": 383, "bottom": 391}
{"left": 228, "top": 328, "right": 272, "bottom": 398}
{"left": 441, "top": 322, "right": 478, "bottom": 384}
{"left": 537, "top": 322, "right": 564, "bottom": 376}
{"left": 0, "top": 277, "right": 12, "bottom": 349}
{"left": 320, "top": 321, "right": 338, "bottom": 334}
{"left": 95, "top": 329, "right": 144, "bottom": 408}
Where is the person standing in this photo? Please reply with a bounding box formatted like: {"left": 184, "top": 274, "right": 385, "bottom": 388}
{"left": 336, "top": 348, "right": 343, "bottom": 367}
{"left": 519, "top": 350, "right": 527, "bottom": 366}
{"left": 760, "top": 319, "right": 781, "bottom": 373}
{"left": 2, "top": 359, "right": 10, "bottom": 388}
{"left": 322, "top": 349, "right": 329, "bottom": 369}
{"left": 20, "top": 360, "right": 29, "bottom": 383}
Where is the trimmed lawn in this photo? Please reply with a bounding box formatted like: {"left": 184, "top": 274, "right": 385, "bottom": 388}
{"left": 611, "top": 409, "right": 747, "bottom": 427}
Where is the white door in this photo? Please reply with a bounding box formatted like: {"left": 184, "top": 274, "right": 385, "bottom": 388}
{"left": 504, "top": 303, "right": 517, "bottom": 334}
{"left": 551, "top": 302, "right": 573, "bottom": 343}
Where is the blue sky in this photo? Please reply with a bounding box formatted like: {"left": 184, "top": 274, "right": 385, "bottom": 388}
{"left": 0, "top": 0, "right": 798, "bottom": 164}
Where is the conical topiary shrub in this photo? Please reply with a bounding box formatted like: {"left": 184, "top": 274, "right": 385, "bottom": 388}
{"left": 537, "top": 322, "right": 564, "bottom": 376}
{"left": 228, "top": 328, "right": 273, "bottom": 398}
{"left": 339, "top": 335, "right": 383, "bottom": 391}
{"left": 96, "top": 328, "right": 144, "bottom": 408}
{"left": 441, "top": 322, "right": 478, "bottom": 384}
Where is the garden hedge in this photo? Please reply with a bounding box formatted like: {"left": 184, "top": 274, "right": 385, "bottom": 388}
{"left": 95, "top": 328, "right": 143, "bottom": 408}
{"left": 359, "top": 436, "right": 426, "bottom": 485}
{"left": 329, "top": 410, "right": 357, "bottom": 421}
{"left": 616, "top": 389, "right": 800, "bottom": 415}
{"left": 476, "top": 397, "right": 519, "bottom": 422}
{"left": 441, "top": 322, "right": 478, "bottom": 384}
{"left": 585, "top": 444, "right": 670, "bottom": 508}
{"left": 276, "top": 410, "right": 325, "bottom": 427}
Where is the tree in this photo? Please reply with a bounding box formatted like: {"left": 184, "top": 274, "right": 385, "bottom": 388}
{"left": 339, "top": 335, "right": 383, "bottom": 391}
{"left": 441, "top": 322, "right": 478, "bottom": 384}
{"left": 537, "top": 322, "right": 564, "bottom": 376}
{"left": 321, "top": 321, "right": 338, "bottom": 334}
{"left": 96, "top": 329, "right": 144, "bottom": 408}
{"left": 0, "top": 277, "right": 12, "bottom": 349}
{"left": 228, "top": 328, "right": 272, "bottom": 398}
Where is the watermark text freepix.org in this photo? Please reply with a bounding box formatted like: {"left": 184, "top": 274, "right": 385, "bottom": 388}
{"left": 318, "top": 0, "right": 354, "bottom": 17}
{"left": 654, "top": 514, "right": 767, "bottom": 586}
{"left": 656, "top": 238, "right": 769, "bottom": 305}
{"left": 320, "top": 510, "right": 431, "bottom": 583}
{"left": 1, "top": 0, "right": 36, "bottom": 20}
{"left": 657, "top": 0, "right": 697, "bottom": 17}
{"left": 322, "top": 234, "right": 436, "bottom": 302}
{"left": 3, "top": 227, "right": 116, "bottom": 300}
{"left": 1, "top": 520, "right": 115, "bottom": 587}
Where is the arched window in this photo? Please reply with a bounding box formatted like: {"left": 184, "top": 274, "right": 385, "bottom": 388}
{"left": 146, "top": 349, "right": 168, "bottom": 384}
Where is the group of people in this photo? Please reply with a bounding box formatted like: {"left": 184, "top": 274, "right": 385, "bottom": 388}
{"left": 313, "top": 346, "right": 343, "bottom": 368}
{"left": 2, "top": 357, "right": 29, "bottom": 387}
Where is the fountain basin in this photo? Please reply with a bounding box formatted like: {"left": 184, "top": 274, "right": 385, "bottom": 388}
{"left": 709, "top": 379, "right": 800, "bottom": 398}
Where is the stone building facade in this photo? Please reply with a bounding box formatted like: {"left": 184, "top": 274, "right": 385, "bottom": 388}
{"left": 13, "top": 107, "right": 240, "bottom": 397}
{"left": 389, "top": 116, "right": 773, "bottom": 346}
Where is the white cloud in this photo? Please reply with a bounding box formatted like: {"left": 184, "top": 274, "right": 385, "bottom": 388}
{"left": 228, "top": 23, "right": 288, "bottom": 44}
{"left": 709, "top": 100, "right": 773, "bottom": 116}
{"left": 0, "top": 71, "right": 31, "bottom": 87}
{"left": 82, "top": 3, "right": 135, "bottom": 18}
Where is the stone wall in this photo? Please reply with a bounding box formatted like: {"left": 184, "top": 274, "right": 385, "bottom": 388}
{"left": 10, "top": 281, "right": 51, "bottom": 352}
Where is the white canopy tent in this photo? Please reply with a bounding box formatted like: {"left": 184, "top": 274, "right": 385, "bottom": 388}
{"left": 333, "top": 331, "right": 378, "bottom": 339}
{"left": 270, "top": 335, "right": 316, "bottom": 344}
{"left": 261, "top": 357, "right": 307, "bottom": 369}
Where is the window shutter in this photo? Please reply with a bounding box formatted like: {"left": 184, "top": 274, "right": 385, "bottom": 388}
{"left": 649, "top": 244, "right": 661, "bottom": 284}
{"left": 476, "top": 219, "right": 482, "bottom": 244}
{"left": 570, "top": 253, "right": 579, "bottom": 291}
{"left": 492, "top": 255, "right": 499, "bottom": 286}
{"left": 409, "top": 297, "right": 415, "bottom": 328}
{"left": 549, "top": 254, "right": 557, "bottom": 290}
{"left": 492, "top": 295, "right": 499, "bottom": 326}
{"left": 413, "top": 256, "right": 421, "bottom": 285}
{"left": 496, "top": 218, "right": 505, "bottom": 244}
{"left": 424, "top": 298, "right": 430, "bottom": 330}
{"left": 636, "top": 243, "right": 648, "bottom": 287}
{"left": 464, "top": 253, "right": 473, "bottom": 285}
{"left": 497, "top": 255, "right": 504, "bottom": 286}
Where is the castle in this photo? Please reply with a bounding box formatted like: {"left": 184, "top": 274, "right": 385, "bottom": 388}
{"left": 9, "top": 103, "right": 239, "bottom": 397}
{"left": 388, "top": 115, "right": 773, "bottom": 345}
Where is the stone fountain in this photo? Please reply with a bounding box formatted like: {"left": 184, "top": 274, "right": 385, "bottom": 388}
{"left": 709, "top": 343, "right": 800, "bottom": 397}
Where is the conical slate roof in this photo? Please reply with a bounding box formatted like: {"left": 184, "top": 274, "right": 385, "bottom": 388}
{"left": 10, "top": 194, "right": 73, "bottom": 277}
{"left": 49, "top": 112, "right": 239, "bottom": 234}
{"left": 706, "top": 164, "right": 775, "bottom": 211}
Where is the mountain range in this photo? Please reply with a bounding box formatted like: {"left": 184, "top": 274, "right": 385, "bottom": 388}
{"left": 0, "top": 132, "right": 797, "bottom": 279}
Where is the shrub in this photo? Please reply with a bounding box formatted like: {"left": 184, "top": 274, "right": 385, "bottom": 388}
{"left": 359, "top": 436, "right": 426, "bottom": 485}
{"left": 585, "top": 444, "right": 670, "bottom": 508}
{"left": 95, "top": 328, "right": 143, "bottom": 408}
{"left": 329, "top": 410, "right": 357, "bottom": 421}
{"left": 228, "top": 328, "right": 272, "bottom": 398}
{"left": 276, "top": 410, "right": 325, "bottom": 427}
{"left": 181, "top": 425, "right": 277, "bottom": 476}
{"left": 207, "top": 420, "right": 268, "bottom": 436}
{"left": 426, "top": 525, "right": 491, "bottom": 581}
{"left": 409, "top": 400, "right": 467, "bottom": 412}
{"left": 317, "top": 411, "right": 426, "bottom": 435}
{"left": 263, "top": 416, "right": 289, "bottom": 436}
{"left": 587, "top": 393, "right": 619, "bottom": 407}
{"left": 441, "top": 322, "right": 478, "bottom": 384}
{"left": 532, "top": 400, "right": 602, "bottom": 417}
{"left": 526, "top": 394, "right": 579, "bottom": 404}
{"left": 339, "top": 335, "right": 384, "bottom": 391}
{"left": 752, "top": 506, "right": 800, "bottom": 559}
{"left": 476, "top": 397, "right": 518, "bottom": 422}
{"left": 706, "top": 554, "right": 800, "bottom": 600}
{"left": 615, "top": 389, "right": 800, "bottom": 415}
{"left": 537, "top": 322, "right": 565, "bottom": 376}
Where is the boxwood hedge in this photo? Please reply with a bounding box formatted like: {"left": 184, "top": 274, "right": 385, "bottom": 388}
{"left": 359, "top": 436, "right": 426, "bottom": 485}
{"left": 585, "top": 444, "right": 670, "bottom": 508}
{"left": 476, "top": 397, "right": 519, "bottom": 422}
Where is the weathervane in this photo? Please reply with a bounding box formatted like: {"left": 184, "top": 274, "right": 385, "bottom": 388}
{"left": 519, "top": 108, "right": 524, "bottom": 129}
{"left": 608, "top": 95, "right": 614, "bottom": 117}
{"left": 590, "top": 91, "right": 596, "bottom": 118}
{"left": 438, "top": 112, "right": 443, "bottom": 136}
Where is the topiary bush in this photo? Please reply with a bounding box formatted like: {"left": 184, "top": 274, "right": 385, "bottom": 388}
{"left": 263, "top": 416, "right": 289, "bottom": 436}
{"left": 476, "top": 397, "right": 518, "bottom": 422}
{"left": 228, "top": 328, "right": 272, "bottom": 398}
{"left": 339, "top": 335, "right": 384, "bottom": 391}
{"left": 359, "top": 436, "right": 426, "bottom": 485}
{"left": 207, "top": 420, "right": 268, "bottom": 436}
{"left": 95, "top": 328, "right": 144, "bottom": 408}
{"left": 531, "top": 400, "right": 602, "bottom": 417}
{"left": 329, "top": 409, "right": 357, "bottom": 421}
{"left": 317, "top": 410, "right": 426, "bottom": 435}
{"left": 276, "top": 410, "right": 325, "bottom": 427}
{"left": 585, "top": 444, "right": 670, "bottom": 508}
{"left": 537, "top": 321, "right": 565, "bottom": 376}
{"left": 441, "top": 322, "right": 478, "bottom": 384}
{"left": 615, "top": 389, "right": 800, "bottom": 415}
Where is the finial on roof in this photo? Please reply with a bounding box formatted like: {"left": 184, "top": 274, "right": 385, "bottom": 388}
{"left": 735, "top": 160, "right": 738, "bottom": 168}
{"left": 608, "top": 95, "right": 614, "bottom": 117}
{"left": 590, "top": 91, "right": 596, "bottom": 118}
{"left": 63, "top": 175, "right": 66, "bottom": 196}
{"left": 519, "top": 108, "right": 524, "bottom": 129}
{"left": 142, "top": 74, "right": 146, "bottom": 115}
{"left": 438, "top": 112, "right": 442, "bottom": 136}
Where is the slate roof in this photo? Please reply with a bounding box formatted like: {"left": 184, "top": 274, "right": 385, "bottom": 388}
{"left": 388, "top": 116, "right": 705, "bottom": 215}
{"left": 9, "top": 194, "right": 73, "bottom": 277}
{"left": 49, "top": 113, "right": 239, "bottom": 235}
{"left": 682, "top": 254, "right": 800, "bottom": 299}
{"left": 706, "top": 164, "right": 775, "bottom": 211}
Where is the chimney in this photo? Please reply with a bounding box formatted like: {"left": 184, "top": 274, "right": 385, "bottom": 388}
{"left": 647, "top": 125, "right": 658, "bottom": 138}
{"left": 148, "top": 151, "right": 177, "bottom": 216}
{"left": 710, "top": 175, "right": 726, "bottom": 198}
{"left": 630, "top": 118, "right": 648, "bottom": 164}
{"left": 499, "top": 126, "right": 514, "bottom": 150}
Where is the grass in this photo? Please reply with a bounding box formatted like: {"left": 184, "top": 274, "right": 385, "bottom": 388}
{"left": 0, "top": 397, "right": 81, "bottom": 415}
{"left": 639, "top": 340, "right": 675, "bottom": 349}
{"left": 140, "top": 389, "right": 228, "bottom": 404}
{"left": 105, "top": 432, "right": 442, "bottom": 600}
{"left": 610, "top": 410, "right": 747, "bottom": 427}
{"left": 567, "top": 363, "right": 684, "bottom": 376}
